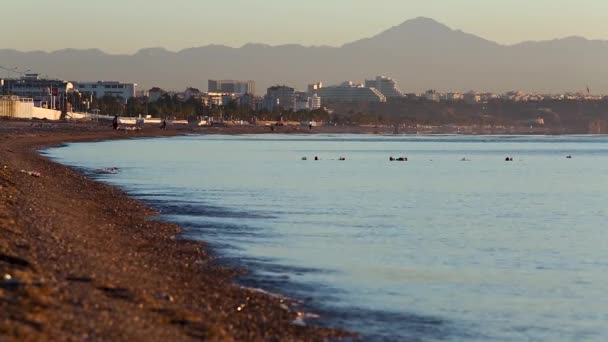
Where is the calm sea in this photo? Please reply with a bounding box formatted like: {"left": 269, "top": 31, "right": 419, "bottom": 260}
{"left": 44, "top": 135, "right": 608, "bottom": 341}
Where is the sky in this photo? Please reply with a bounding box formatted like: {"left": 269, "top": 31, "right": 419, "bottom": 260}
{"left": 3, "top": 0, "right": 608, "bottom": 54}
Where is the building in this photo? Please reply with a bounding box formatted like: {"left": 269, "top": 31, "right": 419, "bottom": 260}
{"left": 237, "top": 93, "right": 259, "bottom": 110}
{"left": 1, "top": 74, "right": 73, "bottom": 109}
{"left": 424, "top": 90, "right": 440, "bottom": 102}
{"left": 204, "top": 92, "right": 240, "bottom": 107}
{"left": 183, "top": 87, "right": 203, "bottom": 100}
{"left": 265, "top": 85, "right": 295, "bottom": 111}
{"left": 136, "top": 89, "right": 149, "bottom": 98}
{"left": 208, "top": 80, "right": 255, "bottom": 95}
{"left": 148, "top": 87, "right": 166, "bottom": 102}
{"left": 313, "top": 81, "right": 386, "bottom": 104}
{"left": 463, "top": 91, "right": 481, "bottom": 104}
{"left": 364, "top": 76, "right": 404, "bottom": 98}
{"left": 309, "top": 94, "right": 322, "bottom": 110}
{"left": 480, "top": 93, "right": 499, "bottom": 102}
{"left": 307, "top": 82, "right": 323, "bottom": 94}
{"left": 443, "top": 92, "right": 464, "bottom": 101}
{"left": 75, "top": 81, "right": 136, "bottom": 103}
{"left": 294, "top": 92, "right": 322, "bottom": 111}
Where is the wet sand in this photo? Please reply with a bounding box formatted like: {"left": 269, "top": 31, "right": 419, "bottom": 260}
{"left": 0, "top": 120, "right": 353, "bottom": 341}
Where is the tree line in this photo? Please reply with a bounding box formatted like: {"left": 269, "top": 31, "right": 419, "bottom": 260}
{"left": 88, "top": 94, "right": 330, "bottom": 123}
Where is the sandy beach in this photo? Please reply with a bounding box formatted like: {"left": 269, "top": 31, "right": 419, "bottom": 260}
{"left": 0, "top": 120, "right": 352, "bottom": 341}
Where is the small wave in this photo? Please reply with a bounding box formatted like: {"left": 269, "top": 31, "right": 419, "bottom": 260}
{"left": 144, "top": 200, "right": 277, "bottom": 219}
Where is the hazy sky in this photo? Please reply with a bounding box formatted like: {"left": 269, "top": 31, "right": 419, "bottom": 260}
{"left": 3, "top": 0, "right": 607, "bottom": 53}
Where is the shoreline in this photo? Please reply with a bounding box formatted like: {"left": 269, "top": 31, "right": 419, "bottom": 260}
{"left": 1, "top": 119, "right": 604, "bottom": 340}
{"left": 0, "top": 121, "right": 351, "bottom": 341}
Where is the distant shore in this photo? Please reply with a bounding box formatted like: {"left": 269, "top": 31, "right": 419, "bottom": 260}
{"left": 0, "top": 120, "right": 351, "bottom": 341}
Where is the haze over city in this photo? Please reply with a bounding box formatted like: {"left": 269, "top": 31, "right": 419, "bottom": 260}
{"left": 3, "top": 0, "right": 608, "bottom": 53}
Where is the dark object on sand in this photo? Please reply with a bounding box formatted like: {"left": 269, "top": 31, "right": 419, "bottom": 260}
{"left": 20, "top": 170, "right": 41, "bottom": 177}
{"left": 0, "top": 277, "right": 25, "bottom": 291}
{"left": 112, "top": 115, "right": 119, "bottom": 130}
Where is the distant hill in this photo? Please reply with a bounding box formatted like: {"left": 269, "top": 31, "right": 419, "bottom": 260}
{"left": 1, "top": 17, "right": 607, "bottom": 94}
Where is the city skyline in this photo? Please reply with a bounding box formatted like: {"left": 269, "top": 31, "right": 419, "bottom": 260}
{"left": 2, "top": 0, "right": 608, "bottom": 53}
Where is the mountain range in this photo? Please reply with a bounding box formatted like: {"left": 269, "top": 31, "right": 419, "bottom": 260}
{"left": 1, "top": 17, "right": 607, "bottom": 94}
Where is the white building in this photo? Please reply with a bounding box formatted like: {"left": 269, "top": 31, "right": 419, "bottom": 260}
{"left": 294, "top": 92, "right": 322, "bottom": 111}
{"left": 75, "top": 81, "right": 136, "bottom": 103}
{"left": 309, "top": 94, "right": 321, "bottom": 110}
{"left": 313, "top": 81, "right": 386, "bottom": 103}
{"left": 2, "top": 74, "right": 73, "bottom": 109}
{"left": 364, "top": 76, "right": 404, "bottom": 98}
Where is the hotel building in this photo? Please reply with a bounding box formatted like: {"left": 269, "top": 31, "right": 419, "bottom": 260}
{"left": 313, "top": 81, "right": 386, "bottom": 104}
{"left": 208, "top": 80, "right": 256, "bottom": 95}
{"left": 75, "top": 81, "right": 137, "bottom": 103}
{"left": 364, "top": 76, "right": 404, "bottom": 98}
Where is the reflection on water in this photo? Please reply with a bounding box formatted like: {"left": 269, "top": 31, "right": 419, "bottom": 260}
{"left": 45, "top": 134, "right": 608, "bottom": 341}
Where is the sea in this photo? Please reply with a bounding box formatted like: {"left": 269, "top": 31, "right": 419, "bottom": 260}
{"left": 44, "top": 134, "right": 608, "bottom": 341}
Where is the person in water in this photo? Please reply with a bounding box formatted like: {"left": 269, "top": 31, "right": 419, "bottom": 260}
{"left": 112, "top": 115, "right": 119, "bottom": 130}
{"left": 314, "top": 156, "right": 319, "bottom": 161}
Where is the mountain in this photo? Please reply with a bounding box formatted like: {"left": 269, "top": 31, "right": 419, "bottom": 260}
{"left": 1, "top": 17, "right": 607, "bottom": 94}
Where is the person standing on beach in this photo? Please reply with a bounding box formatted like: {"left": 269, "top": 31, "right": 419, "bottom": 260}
{"left": 160, "top": 119, "right": 167, "bottom": 130}
{"left": 112, "top": 115, "right": 119, "bottom": 130}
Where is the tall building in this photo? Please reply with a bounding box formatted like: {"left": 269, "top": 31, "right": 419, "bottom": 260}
{"left": 265, "top": 85, "right": 295, "bottom": 111}
{"left": 313, "top": 81, "right": 386, "bottom": 104}
{"left": 364, "top": 76, "right": 404, "bottom": 98}
{"left": 208, "top": 80, "right": 255, "bottom": 95}
{"left": 75, "top": 81, "right": 137, "bottom": 103}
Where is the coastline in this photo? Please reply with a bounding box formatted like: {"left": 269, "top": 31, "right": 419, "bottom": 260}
{"left": 0, "top": 121, "right": 351, "bottom": 341}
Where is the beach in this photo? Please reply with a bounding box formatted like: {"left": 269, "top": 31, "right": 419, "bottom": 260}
{"left": 0, "top": 120, "right": 350, "bottom": 341}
